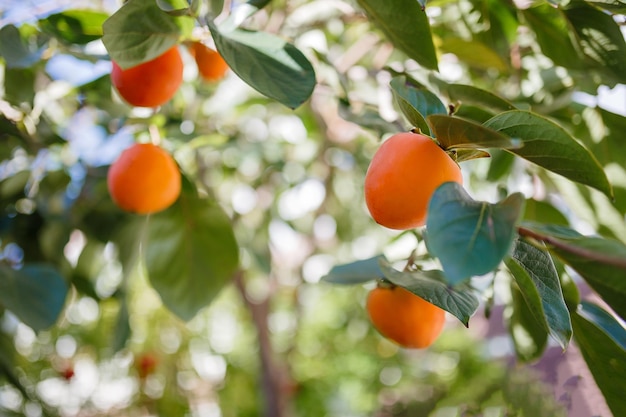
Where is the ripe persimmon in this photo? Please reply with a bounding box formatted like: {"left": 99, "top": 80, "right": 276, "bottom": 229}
{"left": 188, "top": 41, "right": 229, "bottom": 82}
{"left": 107, "top": 143, "right": 181, "bottom": 214}
{"left": 366, "top": 283, "right": 445, "bottom": 349}
{"left": 364, "top": 132, "right": 462, "bottom": 230}
{"left": 111, "top": 46, "right": 183, "bottom": 108}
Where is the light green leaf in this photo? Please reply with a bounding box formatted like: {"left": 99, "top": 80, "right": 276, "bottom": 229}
{"left": 506, "top": 239, "right": 572, "bottom": 349}
{"left": 485, "top": 110, "right": 613, "bottom": 198}
{"left": 321, "top": 256, "right": 384, "bottom": 285}
{"left": 102, "top": 0, "right": 181, "bottom": 69}
{"left": 145, "top": 186, "right": 239, "bottom": 321}
{"left": 426, "top": 182, "right": 525, "bottom": 284}
{"left": 39, "top": 10, "right": 108, "bottom": 44}
{"left": 390, "top": 76, "right": 447, "bottom": 135}
{"left": 0, "top": 264, "right": 68, "bottom": 331}
{"left": 378, "top": 259, "right": 479, "bottom": 326}
{"left": 356, "top": 0, "right": 437, "bottom": 70}
{"left": 572, "top": 302, "right": 626, "bottom": 417}
{"left": 440, "top": 37, "right": 508, "bottom": 72}
{"left": 428, "top": 114, "right": 519, "bottom": 150}
{"left": 209, "top": 24, "right": 316, "bottom": 109}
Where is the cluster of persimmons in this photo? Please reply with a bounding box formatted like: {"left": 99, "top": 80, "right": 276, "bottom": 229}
{"left": 106, "top": 39, "right": 462, "bottom": 351}
{"left": 364, "top": 132, "right": 463, "bottom": 349}
{"left": 107, "top": 41, "right": 228, "bottom": 215}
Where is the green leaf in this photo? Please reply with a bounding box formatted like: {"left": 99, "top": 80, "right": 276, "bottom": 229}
{"left": 0, "top": 332, "right": 29, "bottom": 400}
{"left": 378, "top": 259, "right": 479, "bottom": 326}
{"left": 0, "top": 264, "right": 68, "bottom": 330}
{"left": 39, "top": 10, "right": 108, "bottom": 44}
{"left": 320, "top": 256, "right": 384, "bottom": 285}
{"left": 564, "top": 1, "right": 626, "bottom": 83}
{"left": 4, "top": 67, "right": 35, "bottom": 106}
{"left": 484, "top": 110, "right": 613, "bottom": 198}
{"left": 390, "top": 76, "right": 447, "bottom": 135}
{"left": 209, "top": 24, "right": 316, "bottom": 109}
{"left": 522, "top": 4, "right": 582, "bottom": 69}
{"left": 506, "top": 239, "right": 572, "bottom": 349}
{"left": 578, "top": 301, "right": 626, "bottom": 350}
{"left": 445, "top": 83, "right": 516, "bottom": 113}
{"left": 425, "top": 182, "right": 525, "bottom": 284}
{"left": 439, "top": 37, "right": 508, "bottom": 72}
{"left": 0, "top": 25, "right": 46, "bottom": 68}
{"left": 102, "top": 0, "right": 181, "bottom": 69}
{"left": 453, "top": 149, "right": 491, "bottom": 163}
{"left": 572, "top": 302, "right": 626, "bottom": 417}
{"left": 506, "top": 283, "right": 548, "bottom": 362}
{"left": 523, "top": 199, "right": 569, "bottom": 226}
{"left": 112, "top": 295, "right": 131, "bottom": 352}
{"left": 518, "top": 224, "right": 626, "bottom": 321}
{"left": 144, "top": 186, "right": 239, "bottom": 321}
{"left": 427, "top": 114, "right": 519, "bottom": 150}
{"left": 356, "top": 0, "right": 437, "bottom": 70}
{"left": 585, "top": 0, "right": 626, "bottom": 13}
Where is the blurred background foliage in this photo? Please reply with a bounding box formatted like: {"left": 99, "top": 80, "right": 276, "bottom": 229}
{"left": 0, "top": 0, "right": 625, "bottom": 416}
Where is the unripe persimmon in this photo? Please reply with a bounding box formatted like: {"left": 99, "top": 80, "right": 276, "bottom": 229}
{"left": 364, "top": 132, "right": 462, "bottom": 230}
{"left": 367, "top": 284, "right": 445, "bottom": 349}
{"left": 111, "top": 46, "right": 183, "bottom": 108}
{"left": 107, "top": 143, "right": 181, "bottom": 214}
{"left": 188, "top": 41, "right": 229, "bottom": 82}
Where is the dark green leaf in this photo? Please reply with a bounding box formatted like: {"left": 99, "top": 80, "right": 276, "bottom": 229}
{"left": 0, "top": 264, "right": 68, "bottom": 330}
{"left": 506, "top": 239, "right": 572, "bottom": 349}
{"left": 426, "top": 182, "right": 525, "bottom": 284}
{"left": 4, "top": 68, "right": 35, "bottom": 106}
{"left": 428, "top": 114, "right": 519, "bottom": 150}
{"left": 522, "top": 4, "right": 582, "bottom": 69}
{"left": 445, "top": 84, "right": 516, "bottom": 113}
{"left": 145, "top": 187, "right": 239, "bottom": 321}
{"left": 321, "top": 256, "right": 384, "bottom": 285}
{"left": 102, "top": 0, "right": 181, "bottom": 69}
{"left": 578, "top": 301, "right": 626, "bottom": 350}
{"left": 564, "top": 2, "right": 626, "bottom": 83}
{"left": 518, "top": 223, "right": 626, "bottom": 321}
{"left": 0, "top": 25, "right": 46, "bottom": 68}
{"left": 356, "top": 0, "right": 437, "bottom": 70}
{"left": 209, "top": 24, "right": 315, "bottom": 109}
{"left": 506, "top": 283, "right": 548, "bottom": 362}
{"left": 390, "top": 76, "right": 447, "bottom": 135}
{"left": 484, "top": 110, "right": 613, "bottom": 198}
{"left": 40, "top": 10, "right": 107, "bottom": 44}
{"left": 572, "top": 302, "right": 626, "bottom": 417}
{"left": 112, "top": 295, "right": 131, "bottom": 352}
{"left": 439, "top": 37, "right": 508, "bottom": 72}
{"left": 585, "top": 0, "right": 626, "bottom": 13}
{"left": 378, "top": 259, "right": 479, "bottom": 326}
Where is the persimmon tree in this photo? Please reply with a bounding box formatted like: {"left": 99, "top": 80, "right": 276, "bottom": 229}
{"left": 0, "top": 0, "right": 625, "bottom": 416}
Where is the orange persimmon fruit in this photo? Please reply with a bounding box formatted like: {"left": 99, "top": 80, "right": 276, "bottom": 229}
{"left": 366, "top": 284, "right": 445, "bottom": 349}
{"left": 364, "top": 131, "right": 462, "bottom": 230}
{"left": 107, "top": 143, "right": 181, "bottom": 214}
{"left": 111, "top": 46, "right": 183, "bottom": 108}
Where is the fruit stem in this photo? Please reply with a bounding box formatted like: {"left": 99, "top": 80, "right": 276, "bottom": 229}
{"left": 148, "top": 124, "right": 161, "bottom": 146}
